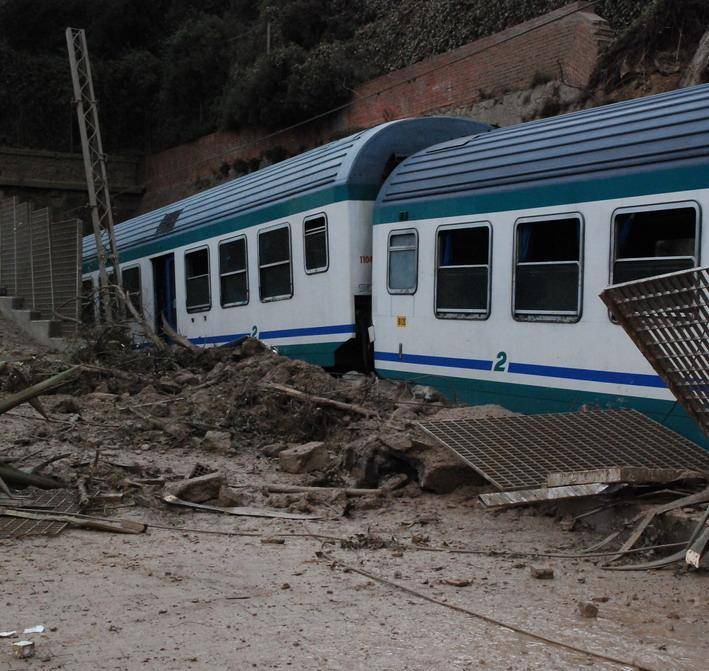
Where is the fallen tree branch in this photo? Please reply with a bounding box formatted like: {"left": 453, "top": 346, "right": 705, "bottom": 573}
{"left": 0, "top": 463, "right": 65, "bottom": 489}
{"left": 114, "top": 285, "right": 168, "bottom": 352}
{"left": 161, "top": 314, "right": 200, "bottom": 353}
{"left": 259, "top": 382, "right": 374, "bottom": 417}
{"left": 0, "top": 366, "right": 81, "bottom": 417}
{"left": 266, "top": 484, "right": 382, "bottom": 497}
{"left": 0, "top": 508, "right": 145, "bottom": 534}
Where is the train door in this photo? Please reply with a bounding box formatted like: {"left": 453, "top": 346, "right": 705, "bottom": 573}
{"left": 152, "top": 253, "right": 177, "bottom": 336}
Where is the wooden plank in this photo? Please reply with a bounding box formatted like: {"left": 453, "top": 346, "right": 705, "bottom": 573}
{"left": 546, "top": 467, "right": 706, "bottom": 487}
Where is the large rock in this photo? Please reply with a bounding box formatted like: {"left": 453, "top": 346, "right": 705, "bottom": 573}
{"left": 201, "top": 430, "right": 232, "bottom": 454}
{"left": 165, "top": 471, "right": 225, "bottom": 503}
{"left": 682, "top": 29, "right": 709, "bottom": 86}
{"left": 279, "top": 441, "right": 328, "bottom": 474}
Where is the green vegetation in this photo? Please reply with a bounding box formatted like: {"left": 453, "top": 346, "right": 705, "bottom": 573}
{"left": 0, "top": 0, "right": 667, "bottom": 153}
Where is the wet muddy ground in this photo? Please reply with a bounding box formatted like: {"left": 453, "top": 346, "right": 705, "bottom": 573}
{"left": 1, "top": 315, "right": 708, "bottom": 670}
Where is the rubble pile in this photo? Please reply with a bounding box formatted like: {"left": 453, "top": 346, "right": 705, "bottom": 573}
{"left": 3, "top": 337, "right": 505, "bottom": 515}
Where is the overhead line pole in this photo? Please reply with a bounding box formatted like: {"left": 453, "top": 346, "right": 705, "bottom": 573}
{"left": 66, "top": 26, "right": 121, "bottom": 322}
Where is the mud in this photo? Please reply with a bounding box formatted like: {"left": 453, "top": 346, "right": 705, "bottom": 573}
{"left": 1, "top": 315, "right": 708, "bottom": 670}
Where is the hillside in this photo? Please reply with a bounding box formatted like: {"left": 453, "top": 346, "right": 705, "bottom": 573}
{"left": 0, "top": 0, "right": 706, "bottom": 154}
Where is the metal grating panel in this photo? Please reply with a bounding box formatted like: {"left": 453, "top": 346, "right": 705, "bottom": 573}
{"left": 0, "top": 489, "right": 78, "bottom": 538}
{"left": 30, "top": 207, "right": 53, "bottom": 317}
{"left": 0, "top": 197, "right": 17, "bottom": 293}
{"left": 50, "top": 218, "right": 82, "bottom": 336}
{"left": 601, "top": 267, "right": 709, "bottom": 436}
{"left": 419, "top": 409, "right": 709, "bottom": 491}
{"left": 14, "top": 202, "right": 33, "bottom": 307}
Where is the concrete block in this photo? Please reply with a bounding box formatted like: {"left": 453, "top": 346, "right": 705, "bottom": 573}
{"left": 279, "top": 442, "right": 328, "bottom": 474}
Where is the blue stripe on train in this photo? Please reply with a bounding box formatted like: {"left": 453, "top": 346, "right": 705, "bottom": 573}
{"left": 190, "top": 323, "right": 356, "bottom": 346}
{"left": 374, "top": 350, "right": 665, "bottom": 389}
{"left": 374, "top": 351, "right": 492, "bottom": 371}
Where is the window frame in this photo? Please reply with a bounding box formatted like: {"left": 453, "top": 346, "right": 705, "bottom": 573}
{"left": 303, "top": 213, "right": 329, "bottom": 275}
{"left": 184, "top": 245, "right": 212, "bottom": 313}
{"left": 121, "top": 264, "right": 143, "bottom": 315}
{"left": 218, "top": 235, "right": 249, "bottom": 308}
{"left": 434, "top": 221, "right": 492, "bottom": 321}
{"left": 512, "top": 212, "right": 584, "bottom": 324}
{"left": 258, "top": 223, "right": 293, "bottom": 303}
{"left": 386, "top": 227, "right": 419, "bottom": 295}
{"left": 609, "top": 200, "right": 701, "bottom": 284}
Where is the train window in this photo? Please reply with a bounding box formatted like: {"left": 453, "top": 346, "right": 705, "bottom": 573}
{"left": 122, "top": 266, "right": 142, "bottom": 314}
{"left": 387, "top": 229, "right": 418, "bottom": 294}
{"left": 435, "top": 225, "right": 490, "bottom": 319}
{"left": 303, "top": 215, "right": 328, "bottom": 274}
{"left": 612, "top": 205, "right": 698, "bottom": 284}
{"left": 81, "top": 278, "right": 95, "bottom": 325}
{"left": 259, "top": 225, "right": 293, "bottom": 301}
{"left": 219, "top": 237, "right": 248, "bottom": 307}
{"left": 184, "top": 247, "right": 211, "bottom": 312}
{"left": 513, "top": 216, "right": 582, "bottom": 321}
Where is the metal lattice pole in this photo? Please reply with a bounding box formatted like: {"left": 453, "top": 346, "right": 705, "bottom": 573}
{"left": 66, "top": 27, "right": 121, "bottom": 322}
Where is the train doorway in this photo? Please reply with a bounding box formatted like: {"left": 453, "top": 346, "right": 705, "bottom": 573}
{"left": 152, "top": 253, "right": 177, "bottom": 337}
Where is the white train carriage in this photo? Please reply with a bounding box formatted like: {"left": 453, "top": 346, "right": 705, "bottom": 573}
{"left": 372, "top": 84, "right": 709, "bottom": 447}
{"left": 82, "top": 116, "right": 486, "bottom": 368}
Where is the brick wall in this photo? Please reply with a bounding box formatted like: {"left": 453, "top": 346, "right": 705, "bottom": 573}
{"left": 141, "top": 2, "right": 612, "bottom": 212}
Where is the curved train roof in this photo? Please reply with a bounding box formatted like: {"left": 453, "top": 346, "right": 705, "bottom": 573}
{"left": 375, "top": 84, "right": 709, "bottom": 222}
{"left": 83, "top": 116, "right": 488, "bottom": 267}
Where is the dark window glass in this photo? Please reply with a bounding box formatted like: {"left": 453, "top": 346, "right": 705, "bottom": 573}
{"left": 613, "top": 207, "right": 697, "bottom": 284}
{"left": 436, "top": 227, "right": 489, "bottom": 316}
{"left": 81, "top": 279, "right": 95, "bottom": 325}
{"left": 185, "top": 248, "right": 211, "bottom": 311}
{"left": 304, "top": 216, "right": 328, "bottom": 272}
{"left": 259, "top": 227, "right": 292, "bottom": 300}
{"left": 259, "top": 227, "right": 290, "bottom": 266}
{"left": 122, "top": 267, "right": 142, "bottom": 314}
{"left": 514, "top": 218, "right": 581, "bottom": 318}
{"left": 219, "top": 238, "right": 248, "bottom": 307}
{"left": 388, "top": 232, "right": 417, "bottom": 293}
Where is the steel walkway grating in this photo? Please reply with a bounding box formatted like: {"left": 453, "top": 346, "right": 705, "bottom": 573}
{"left": 601, "top": 266, "right": 709, "bottom": 436}
{"left": 0, "top": 489, "right": 78, "bottom": 538}
{"left": 419, "top": 409, "right": 709, "bottom": 491}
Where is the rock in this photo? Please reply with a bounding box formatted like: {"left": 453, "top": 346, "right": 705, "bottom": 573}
{"left": 262, "top": 442, "right": 288, "bottom": 458}
{"left": 530, "top": 566, "right": 554, "bottom": 580}
{"left": 156, "top": 378, "right": 181, "bottom": 395}
{"left": 279, "top": 441, "right": 328, "bottom": 474}
{"left": 682, "top": 29, "right": 709, "bottom": 87}
{"left": 577, "top": 602, "right": 599, "bottom": 618}
{"left": 53, "top": 397, "right": 81, "bottom": 414}
{"left": 201, "top": 430, "right": 232, "bottom": 454}
{"left": 86, "top": 392, "right": 117, "bottom": 403}
{"left": 174, "top": 371, "right": 200, "bottom": 386}
{"left": 216, "top": 485, "right": 244, "bottom": 507}
{"left": 444, "top": 578, "right": 472, "bottom": 587}
{"left": 380, "top": 473, "right": 408, "bottom": 492}
{"left": 12, "top": 640, "right": 34, "bottom": 658}
{"left": 412, "top": 385, "right": 442, "bottom": 402}
{"left": 378, "top": 433, "right": 413, "bottom": 453}
{"left": 165, "top": 471, "right": 225, "bottom": 503}
{"left": 354, "top": 495, "right": 384, "bottom": 511}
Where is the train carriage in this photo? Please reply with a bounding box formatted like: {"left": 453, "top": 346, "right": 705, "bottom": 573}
{"left": 82, "top": 116, "right": 487, "bottom": 368}
{"left": 372, "top": 84, "right": 709, "bottom": 447}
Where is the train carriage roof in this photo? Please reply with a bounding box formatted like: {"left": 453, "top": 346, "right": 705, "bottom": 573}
{"left": 82, "top": 116, "right": 488, "bottom": 270}
{"left": 375, "top": 83, "right": 709, "bottom": 223}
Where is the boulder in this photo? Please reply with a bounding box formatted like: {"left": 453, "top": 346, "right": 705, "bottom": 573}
{"left": 216, "top": 485, "right": 245, "bottom": 507}
{"left": 201, "top": 430, "right": 232, "bottom": 454}
{"left": 262, "top": 442, "right": 288, "bottom": 458}
{"left": 165, "top": 471, "right": 225, "bottom": 503}
{"left": 279, "top": 441, "right": 328, "bottom": 474}
{"left": 174, "top": 371, "right": 200, "bottom": 386}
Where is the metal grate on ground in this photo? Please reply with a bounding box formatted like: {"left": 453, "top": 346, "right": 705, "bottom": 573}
{"left": 419, "top": 409, "right": 709, "bottom": 491}
{"left": 600, "top": 267, "right": 709, "bottom": 436}
{"left": 0, "top": 489, "right": 78, "bottom": 538}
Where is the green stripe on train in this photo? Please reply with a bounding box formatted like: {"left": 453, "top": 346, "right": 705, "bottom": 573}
{"left": 375, "top": 163, "right": 709, "bottom": 225}
{"left": 376, "top": 368, "right": 708, "bottom": 449}
{"left": 83, "top": 184, "right": 380, "bottom": 273}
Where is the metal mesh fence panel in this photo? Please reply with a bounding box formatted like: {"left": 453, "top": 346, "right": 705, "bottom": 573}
{"left": 14, "top": 201, "right": 33, "bottom": 307}
{"left": 30, "top": 207, "right": 54, "bottom": 318}
{"left": 0, "top": 197, "right": 17, "bottom": 294}
{"left": 50, "top": 218, "right": 81, "bottom": 336}
{"left": 601, "top": 267, "right": 709, "bottom": 437}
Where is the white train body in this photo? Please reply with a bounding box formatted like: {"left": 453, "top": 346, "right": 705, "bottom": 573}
{"left": 83, "top": 86, "right": 709, "bottom": 448}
